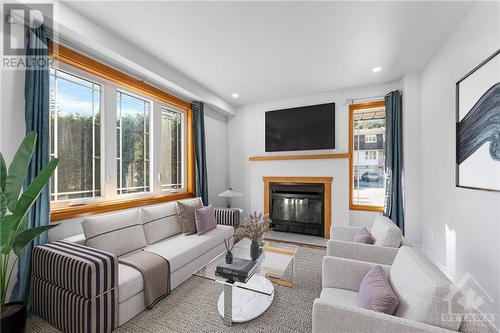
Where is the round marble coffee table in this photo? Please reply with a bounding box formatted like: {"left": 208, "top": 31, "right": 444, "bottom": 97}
{"left": 217, "top": 275, "right": 274, "bottom": 323}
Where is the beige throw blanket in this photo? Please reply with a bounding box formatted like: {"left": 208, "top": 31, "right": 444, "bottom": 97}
{"left": 119, "top": 251, "right": 171, "bottom": 309}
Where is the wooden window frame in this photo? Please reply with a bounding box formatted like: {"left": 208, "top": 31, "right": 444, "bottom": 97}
{"left": 349, "top": 101, "right": 385, "bottom": 212}
{"left": 49, "top": 42, "right": 195, "bottom": 222}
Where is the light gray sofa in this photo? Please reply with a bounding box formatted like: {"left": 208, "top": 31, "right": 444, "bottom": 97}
{"left": 328, "top": 215, "right": 406, "bottom": 265}
{"left": 32, "top": 198, "right": 240, "bottom": 331}
{"left": 312, "top": 246, "right": 493, "bottom": 333}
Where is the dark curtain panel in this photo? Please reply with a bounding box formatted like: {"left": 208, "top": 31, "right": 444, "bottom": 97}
{"left": 192, "top": 102, "right": 208, "bottom": 205}
{"left": 384, "top": 90, "right": 405, "bottom": 233}
{"left": 11, "top": 23, "right": 50, "bottom": 306}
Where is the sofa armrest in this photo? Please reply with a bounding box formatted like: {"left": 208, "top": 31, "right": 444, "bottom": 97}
{"left": 330, "top": 225, "right": 361, "bottom": 241}
{"left": 32, "top": 241, "right": 118, "bottom": 298}
{"left": 322, "top": 256, "right": 390, "bottom": 291}
{"left": 215, "top": 208, "right": 240, "bottom": 228}
{"left": 327, "top": 240, "right": 399, "bottom": 265}
{"left": 312, "top": 299, "right": 455, "bottom": 333}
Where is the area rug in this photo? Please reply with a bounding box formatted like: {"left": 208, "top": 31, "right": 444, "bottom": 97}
{"left": 27, "top": 246, "right": 324, "bottom": 333}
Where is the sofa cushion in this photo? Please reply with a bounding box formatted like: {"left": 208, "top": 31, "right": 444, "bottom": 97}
{"left": 141, "top": 202, "right": 182, "bottom": 244}
{"left": 358, "top": 265, "right": 399, "bottom": 314}
{"left": 320, "top": 288, "right": 359, "bottom": 307}
{"left": 145, "top": 225, "right": 233, "bottom": 272}
{"left": 177, "top": 198, "right": 204, "bottom": 234}
{"left": 370, "top": 215, "right": 402, "bottom": 248}
{"left": 195, "top": 205, "right": 217, "bottom": 235}
{"left": 352, "top": 227, "right": 374, "bottom": 244}
{"left": 82, "top": 209, "right": 147, "bottom": 256}
{"left": 389, "top": 246, "right": 462, "bottom": 331}
{"left": 118, "top": 264, "right": 143, "bottom": 303}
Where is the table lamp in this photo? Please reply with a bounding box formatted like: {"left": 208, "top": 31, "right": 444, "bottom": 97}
{"left": 218, "top": 188, "right": 243, "bottom": 208}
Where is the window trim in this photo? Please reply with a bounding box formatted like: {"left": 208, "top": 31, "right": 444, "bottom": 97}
{"left": 159, "top": 106, "right": 185, "bottom": 193}
{"left": 115, "top": 89, "right": 152, "bottom": 195}
{"left": 49, "top": 65, "right": 106, "bottom": 203}
{"left": 349, "top": 101, "right": 385, "bottom": 212}
{"left": 49, "top": 42, "right": 195, "bottom": 222}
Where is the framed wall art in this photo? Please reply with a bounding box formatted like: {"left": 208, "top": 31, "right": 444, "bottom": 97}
{"left": 456, "top": 49, "right": 500, "bottom": 192}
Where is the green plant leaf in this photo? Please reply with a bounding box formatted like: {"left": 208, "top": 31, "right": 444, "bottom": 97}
{"left": 12, "top": 224, "right": 58, "bottom": 256}
{"left": 0, "top": 153, "right": 6, "bottom": 193}
{"left": 16, "top": 216, "right": 28, "bottom": 233}
{"left": 0, "top": 191, "right": 6, "bottom": 219}
{"left": 12, "top": 158, "right": 59, "bottom": 225}
{"left": 5, "top": 132, "right": 37, "bottom": 211}
{"left": 0, "top": 215, "right": 18, "bottom": 254}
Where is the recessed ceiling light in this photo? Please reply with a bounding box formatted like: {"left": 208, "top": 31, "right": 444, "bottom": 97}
{"left": 372, "top": 66, "right": 382, "bottom": 73}
{"left": 231, "top": 93, "right": 239, "bottom": 98}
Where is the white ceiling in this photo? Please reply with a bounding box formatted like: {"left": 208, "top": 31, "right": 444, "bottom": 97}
{"left": 64, "top": 1, "right": 473, "bottom": 106}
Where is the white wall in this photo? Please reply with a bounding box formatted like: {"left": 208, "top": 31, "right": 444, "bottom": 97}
{"left": 204, "top": 107, "right": 229, "bottom": 207}
{"left": 0, "top": 27, "right": 25, "bottom": 303}
{"left": 402, "top": 71, "right": 423, "bottom": 246}
{"left": 420, "top": 2, "right": 500, "bottom": 328}
{"left": 227, "top": 82, "right": 401, "bottom": 229}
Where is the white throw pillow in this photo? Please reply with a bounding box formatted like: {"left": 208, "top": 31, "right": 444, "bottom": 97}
{"left": 82, "top": 209, "right": 147, "bottom": 256}
{"left": 141, "top": 202, "right": 182, "bottom": 244}
{"left": 370, "top": 215, "right": 402, "bottom": 248}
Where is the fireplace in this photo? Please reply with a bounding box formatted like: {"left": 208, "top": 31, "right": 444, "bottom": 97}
{"left": 269, "top": 183, "right": 325, "bottom": 236}
{"left": 264, "top": 176, "right": 332, "bottom": 238}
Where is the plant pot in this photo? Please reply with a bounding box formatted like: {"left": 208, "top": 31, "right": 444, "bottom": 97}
{"left": 250, "top": 241, "right": 260, "bottom": 260}
{"left": 1, "top": 302, "right": 26, "bottom": 333}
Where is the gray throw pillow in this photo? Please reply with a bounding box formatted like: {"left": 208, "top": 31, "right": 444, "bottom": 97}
{"left": 177, "top": 199, "right": 203, "bottom": 234}
{"left": 358, "top": 265, "right": 399, "bottom": 315}
{"left": 82, "top": 209, "right": 147, "bottom": 256}
{"left": 195, "top": 205, "right": 217, "bottom": 235}
{"left": 353, "top": 227, "right": 374, "bottom": 244}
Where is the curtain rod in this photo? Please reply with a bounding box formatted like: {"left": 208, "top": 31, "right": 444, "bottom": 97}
{"left": 345, "top": 90, "right": 402, "bottom": 104}
{"left": 345, "top": 95, "right": 385, "bottom": 104}
{"left": 5, "top": 11, "right": 56, "bottom": 40}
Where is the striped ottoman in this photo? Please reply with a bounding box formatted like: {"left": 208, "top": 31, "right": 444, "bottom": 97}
{"left": 32, "top": 241, "right": 118, "bottom": 333}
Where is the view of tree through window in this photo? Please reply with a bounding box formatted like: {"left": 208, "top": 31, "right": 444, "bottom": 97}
{"left": 117, "top": 91, "right": 150, "bottom": 194}
{"left": 352, "top": 106, "right": 386, "bottom": 207}
{"left": 160, "top": 108, "right": 184, "bottom": 192}
{"left": 49, "top": 68, "right": 101, "bottom": 201}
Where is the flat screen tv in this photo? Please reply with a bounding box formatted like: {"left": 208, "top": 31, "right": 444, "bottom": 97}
{"left": 265, "top": 102, "right": 335, "bottom": 152}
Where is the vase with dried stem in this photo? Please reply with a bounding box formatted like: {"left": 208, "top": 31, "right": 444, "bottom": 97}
{"left": 223, "top": 236, "right": 235, "bottom": 264}
{"left": 235, "top": 212, "right": 271, "bottom": 260}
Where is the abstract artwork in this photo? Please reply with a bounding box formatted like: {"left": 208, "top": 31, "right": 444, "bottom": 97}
{"left": 456, "top": 49, "right": 500, "bottom": 192}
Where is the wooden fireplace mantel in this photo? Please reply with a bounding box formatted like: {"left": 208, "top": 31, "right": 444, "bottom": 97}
{"left": 263, "top": 176, "right": 333, "bottom": 238}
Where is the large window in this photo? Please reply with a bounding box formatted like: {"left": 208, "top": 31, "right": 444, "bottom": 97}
{"left": 48, "top": 43, "right": 195, "bottom": 221}
{"left": 160, "top": 107, "right": 184, "bottom": 193}
{"left": 49, "top": 68, "right": 101, "bottom": 201}
{"left": 350, "top": 101, "right": 386, "bottom": 210}
{"left": 117, "top": 91, "right": 151, "bottom": 195}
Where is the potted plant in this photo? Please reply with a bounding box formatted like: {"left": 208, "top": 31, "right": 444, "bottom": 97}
{"left": 235, "top": 212, "right": 271, "bottom": 260}
{"left": 0, "top": 132, "right": 59, "bottom": 333}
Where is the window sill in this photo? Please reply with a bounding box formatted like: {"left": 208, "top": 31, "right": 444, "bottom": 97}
{"left": 50, "top": 191, "right": 195, "bottom": 222}
{"left": 349, "top": 204, "right": 384, "bottom": 213}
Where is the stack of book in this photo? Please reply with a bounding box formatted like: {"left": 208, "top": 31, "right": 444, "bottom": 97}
{"left": 215, "top": 258, "right": 257, "bottom": 283}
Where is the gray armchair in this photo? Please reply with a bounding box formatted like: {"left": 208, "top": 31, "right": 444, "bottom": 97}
{"left": 312, "top": 247, "right": 493, "bottom": 333}
{"left": 327, "top": 215, "right": 404, "bottom": 265}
